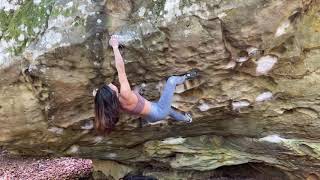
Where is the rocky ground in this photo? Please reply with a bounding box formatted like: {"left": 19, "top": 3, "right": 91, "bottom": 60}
{"left": 1, "top": 0, "right": 320, "bottom": 178}
{"left": 0, "top": 150, "right": 92, "bottom": 180}
{"left": 0, "top": 148, "right": 290, "bottom": 180}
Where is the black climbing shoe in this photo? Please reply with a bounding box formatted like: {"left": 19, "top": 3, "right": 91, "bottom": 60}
{"left": 184, "top": 68, "right": 199, "bottom": 80}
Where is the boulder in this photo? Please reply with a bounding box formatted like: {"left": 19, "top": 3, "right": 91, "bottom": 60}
{"left": 1, "top": 0, "right": 320, "bottom": 179}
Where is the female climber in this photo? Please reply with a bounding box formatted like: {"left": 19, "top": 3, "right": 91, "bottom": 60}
{"left": 94, "top": 35, "right": 198, "bottom": 134}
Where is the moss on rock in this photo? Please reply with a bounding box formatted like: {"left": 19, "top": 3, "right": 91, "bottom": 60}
{"left": 0, "top": 0, "right": 87, "bottom": 55}
{"left": 0, "top": 11, "right": 13, "bottom": 37}
{"left": 50, "top": 2, "right": 76, "bottom": 17}
{"left": 1, "top": 0, "right": 55, "bottom": 54}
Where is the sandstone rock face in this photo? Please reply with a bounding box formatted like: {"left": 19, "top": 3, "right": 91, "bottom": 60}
{"left": 1, "top": 0, "right": 320, "bottom": 179}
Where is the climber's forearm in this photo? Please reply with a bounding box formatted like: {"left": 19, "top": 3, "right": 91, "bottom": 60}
{"left": 112, "top": 47, "right": 131, "bottom": 97}
{"left": 113, "top": 47, "right": 124, "bottom": 69}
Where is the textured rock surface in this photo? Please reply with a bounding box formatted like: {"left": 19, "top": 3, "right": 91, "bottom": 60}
{"left": 1, "top": 0, "right": 320, "bottom": 179}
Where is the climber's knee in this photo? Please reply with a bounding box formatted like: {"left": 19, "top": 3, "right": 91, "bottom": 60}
{"left": 167, "top": 76, "right": 178, "bottom": 86}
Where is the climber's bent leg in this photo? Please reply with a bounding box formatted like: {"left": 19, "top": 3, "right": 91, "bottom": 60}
{"left": 157, "top": 76, "right": 186, "bottom": 111}
{"left": 144, "top": 76, "right": 186, "bottom": 123}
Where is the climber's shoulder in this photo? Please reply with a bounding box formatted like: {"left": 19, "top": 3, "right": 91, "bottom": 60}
{"left": 119, "top": 90, "right": 137, "bottom": 105}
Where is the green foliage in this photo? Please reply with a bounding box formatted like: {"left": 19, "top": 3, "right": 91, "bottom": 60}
{"left": 0, "top": 11, "right": 14, "bottom": 37}
{"left": 1, "top": 0, "right": 55, "bottom": 54}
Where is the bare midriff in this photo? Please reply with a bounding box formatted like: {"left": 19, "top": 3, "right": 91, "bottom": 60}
{"left": 120, "top": 92, "right": 151, "bottom": 116}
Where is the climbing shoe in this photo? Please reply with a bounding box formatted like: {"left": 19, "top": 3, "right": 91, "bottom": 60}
{"left": 184, "top": 112, "right": 192, "bottom": 123}
{"left": 184, "top": 68, "right": 199, "bottom": 80}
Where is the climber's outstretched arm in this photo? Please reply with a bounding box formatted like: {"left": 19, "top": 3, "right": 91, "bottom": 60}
{"left": 109, "top": 36, "right": 132, "bottom": 99}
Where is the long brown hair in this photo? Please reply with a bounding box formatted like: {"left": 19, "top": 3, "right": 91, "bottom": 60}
{"left": 94, "top": 85, "right": 120, "bottom": 134}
